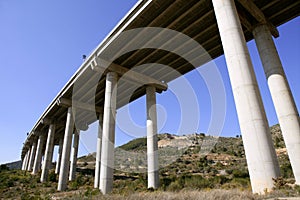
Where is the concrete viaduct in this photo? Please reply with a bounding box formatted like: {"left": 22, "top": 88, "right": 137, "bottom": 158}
{"left": 21, "top": 0, "right": 299, "bottom": 194}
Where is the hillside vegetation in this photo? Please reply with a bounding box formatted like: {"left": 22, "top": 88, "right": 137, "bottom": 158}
{"left": 1, "top": 124, "right": 300, "bottom": 199}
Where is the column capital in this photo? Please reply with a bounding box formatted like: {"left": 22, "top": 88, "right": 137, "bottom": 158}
{"left": 56, "top": 97, "right": 103, "bottom": 114}
{"left": 236, "top": 0, "right": 279, "bottom": 37}
{"left": 90, "top": 57, "right": 168, "bottom": 92}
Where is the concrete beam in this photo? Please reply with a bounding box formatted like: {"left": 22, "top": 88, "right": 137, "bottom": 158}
{"left": 237, "top": 0, "right": 279, "bottom": 37}
{"left": 57, "top": 97, "right": 103, "bottom": 114}
{"left": 40, "top": 118, "right": 65, "bottom": 127}
{"left": 237, "top": 10, "right": 253, "bottom": 32}
{"left": 90, "top": 57, "right": 168, "bottom": 92}
{"left": 42, "top": 117, "right": 88, "bottom": 131}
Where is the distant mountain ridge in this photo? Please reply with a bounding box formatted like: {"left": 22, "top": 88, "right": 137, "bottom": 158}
{"left": 4, "top": 125, "right": 286, "bottom": 173}
{"left": 1, "top": 160, "right": 22, "bottom": 170}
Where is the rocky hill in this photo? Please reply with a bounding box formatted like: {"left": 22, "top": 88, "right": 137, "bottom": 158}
{"left": 77, "top": 124, "right": 293, "bottom": 188}
{"left": 1, "top": 124, "right": 299, "bottom": 199}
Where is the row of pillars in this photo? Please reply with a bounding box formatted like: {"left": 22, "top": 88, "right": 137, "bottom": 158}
{"left": 21, "top": 113, "right": 80, "bottom": 191}
{"left": 21, "top": 72, "right": 160, "bottom": 194}
{"left": 21, "top": 0, "right": 299, "bottom": 195}
{"left": 94, "top": 73, "right": 160, "bottom": 193}
{"left": 212, "top": 0, "right": 300, "bottom": 194}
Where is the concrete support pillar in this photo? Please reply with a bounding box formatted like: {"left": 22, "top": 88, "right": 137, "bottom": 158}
{"left": 32, "top": 134, "right": 46, "bottom": 175}
{"left": 212, "top": 0, "right": 280, "bottom": 194}
{"left": 40, "top": 124, "right": 56, "bottom": 183}
{"left": 55, "top": 138, "right": 63, "bottom": 174}
{"left": 146, "top": 86, "right": 159, "bottom": 189}
{"left": 22, "top": 153, "right": 27, "bottom": 171}
{"left": 26, "top": 146, "right": 34, "bottom": 171}
{"left": 41, "top": 154, "right": 45, "bottom": 171}
{"left": 25, "top": 148, "right": 31, "bottom": 171}
{"left": 58, "top": 107, "right": 75, "bottom": 191}
{"left": 28, "top": 141, "right": 37, "bottom": 171}
{"left": 100, "top": 72, "right": 118, "bottom": 194}
{"left": 22, "top": 152, "right": 29, "bottom": 171}
{"left": 253, "top": 24, "right": 300, "bottom": 185}
{"left": 94, "top": 114, "right": 103, "bottom": 188}
{"left": 69, "top": 130, "right": 80, "bottom": 181}
{"left": 21, "top": 156, "right": 26, "bottom": 170}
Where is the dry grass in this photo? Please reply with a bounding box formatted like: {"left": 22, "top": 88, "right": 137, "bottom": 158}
{"left": 57, "top": 189, "right": 258, "bottom": 200}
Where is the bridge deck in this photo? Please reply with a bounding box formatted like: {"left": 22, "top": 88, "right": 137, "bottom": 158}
{"left": 22, "top": 0, "right": 300, "bottom": 156}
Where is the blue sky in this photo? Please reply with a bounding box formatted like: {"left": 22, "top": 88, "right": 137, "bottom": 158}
{"left": 0, "top": 0, "right": 299, "bottom": 164}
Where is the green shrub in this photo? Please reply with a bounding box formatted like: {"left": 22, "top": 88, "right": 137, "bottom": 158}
{"left": 119, "top": 138, "right": 147, "bottom": 151}
{"left": 215, "top": 162, "right": 223, "bottom": 168}
{"left": 7, "top": 179, "right": 14, "bottom": 187}
{"left": 272, "top": 177, "right": 287, "bottom": 189}
{"left": 280, "top": 163, "right": 293, "bottom": 178}
{"left": 70, "top": 181, "right": 79, "bottom": 190}
{"left": 210, "top": 175, "right": 229, "bottom": 186}
{"left": 0, "top": 164, "right": 9, "bottom": 172}
{"left": 160, "top": 177, "right": 174, "bottom": 190}
{"left": 84, "top": 187, "right": 97, "bottom": 197}
{"left": 75, "top": 174, "right": 86, "bottom": 186}
{"left": 232, "top": 169, "right": 249, "bottom": 178}
{"left": 184, "top": 175, "right": 211, "bottom": 189}
{"left": 231, "top": 177, "right": 250, "bottom": 187}
{"left": 48, "top": 170, "right": 57, "bottom": 182}
{"left": 294, "top": 185, "right": 300, "bottom": 194}
{"left": 20, "top": 192, "right": 31, "bottom": 200}
{"left": 168, "top": 180, "right": 183, "bottom": 191}
{"left": 226, "top": 169, "right": 233, "bottom": 174}
{"left": 29, "top": 182, "right": 36, "bottom": 188}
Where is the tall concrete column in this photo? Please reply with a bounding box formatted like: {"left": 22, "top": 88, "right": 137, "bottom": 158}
{"left": 25, "top": 148, "right": 31, "bottom": 171}
{"left": 69, "top": 130, "right": 80, "bottom": 181}
{"left": 26, "top": 147, "right": 32, "bottom": 171}
{"left": 212, "top": 0, "right": 280, "bottom": 194}
{"left": 22, "top": 151, "right": 29, "bottom": 171}
{"left": 100, "top": 72, "right": 118, "bottom": 194}
{"left": 28, "top": 141, "right": 37, "bottom": 171}
{"left": 94, "top": 114, "right": 103, "bottom": 188}
{"left": 146, "top": 86, "right": 159, "bottom": 189}
{"left": 22, "top": 152, "right": 28, "bottom": 171}
{"left": 41, "top": 153, "right": 45, "bottom": 171}
{"left": 21, "top": 155, "right": 26, "bottom": 170}
{"left": 58, "top": 107, "right": 75, "bottom": 191}
{"left": 55, "top": 138, "right": 63, "bottom": 174}
{"left": 253, "top": 24, "right": 300, "bottom": 185}
{"left": 32, "top": 134, "right": 46, "bottom": 175}
{"left": 40, "top": 124, "right": 56, "bottom": 183}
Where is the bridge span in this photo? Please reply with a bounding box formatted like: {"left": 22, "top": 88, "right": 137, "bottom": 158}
{"left": 21, "top": 0, "right": 300, "bottom": 194}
